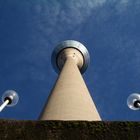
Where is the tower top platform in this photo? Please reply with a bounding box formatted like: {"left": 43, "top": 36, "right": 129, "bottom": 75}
{"left": 51, "top": 40, "right": 90, "bottom": 74}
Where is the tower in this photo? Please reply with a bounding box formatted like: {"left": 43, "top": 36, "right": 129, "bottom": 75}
{"left": 39, "top": 40, "right": 101, "bottom": 120}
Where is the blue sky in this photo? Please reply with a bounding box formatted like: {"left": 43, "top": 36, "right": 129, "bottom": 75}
{"left": 0, "top": 0, "right": 140, "bottom": 120}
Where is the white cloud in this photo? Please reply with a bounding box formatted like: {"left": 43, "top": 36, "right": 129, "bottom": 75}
{"left": 22, "top": 0, "right": 135, "bottom": 80}
{"left": 32, "top": 0, "right": 133, "bottom": 35}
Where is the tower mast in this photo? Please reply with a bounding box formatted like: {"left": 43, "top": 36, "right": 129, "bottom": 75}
{"left": 39, "top": 40, "right": 101, "bottom": 120}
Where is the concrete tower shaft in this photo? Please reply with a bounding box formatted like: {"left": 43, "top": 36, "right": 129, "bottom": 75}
{"left": 39, "top": 40, "right": 101, "bottom": 120}
{"left": 57, "top": 48, "right": 84, "bottom": 71}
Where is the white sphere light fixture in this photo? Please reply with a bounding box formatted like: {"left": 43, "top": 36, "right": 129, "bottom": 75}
{"left": 127, "top": 93, "right": 140, "bottom": 110}
{"left": 0, "top": 90, "right": 19, "bottom": 112}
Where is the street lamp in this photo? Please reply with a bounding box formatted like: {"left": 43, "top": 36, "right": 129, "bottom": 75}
{"left": 0, "top": 90, "right": 19, "bottom": 112}
{"left": 127, "top": 93, "right": 140, "bottom": 110}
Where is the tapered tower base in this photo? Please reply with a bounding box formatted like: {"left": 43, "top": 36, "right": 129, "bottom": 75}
{"left": 39, "top": 40, "right": 101, "bottom": 120}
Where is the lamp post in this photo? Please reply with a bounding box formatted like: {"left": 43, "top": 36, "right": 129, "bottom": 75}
{"left": 0, "top": 90, "right": 19, "bottom": 112}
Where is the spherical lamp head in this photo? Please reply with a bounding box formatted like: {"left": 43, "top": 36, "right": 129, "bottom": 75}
{"left": 2, "top": 90, "right": 19, "bottom": 107}
{"left": 127, "top": 93, "right": 140, "bottom": 110}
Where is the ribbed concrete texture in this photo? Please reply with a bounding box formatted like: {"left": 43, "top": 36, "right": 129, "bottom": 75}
{"left": 40, "top": 47, "right": 101, "bottom": 120}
